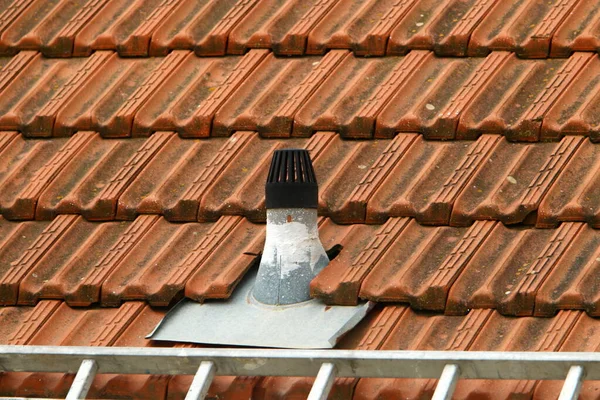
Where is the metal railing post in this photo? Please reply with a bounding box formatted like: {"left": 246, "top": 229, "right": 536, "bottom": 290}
{"left": 558, "top": 365, "right": 585, "bottom": 400}
{"left": 185, "top": 361, "right": 216, "bottom": 400}
{"left": 66, "top": 359, "right": 98, "bottom": 400}
{"left": 432, "top": 364, "right": 460, "bottom": 400}
{"left": 308, "top": 362, "right": 337, "bottom": 400}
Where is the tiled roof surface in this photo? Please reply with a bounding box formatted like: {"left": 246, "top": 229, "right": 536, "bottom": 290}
{"left": 2, "top": 0, "right": 600, "bottom": 398}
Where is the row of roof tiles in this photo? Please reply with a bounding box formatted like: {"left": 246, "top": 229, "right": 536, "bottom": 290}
{"left": 0, "top": 0, "right": 598, "bottom": 58}
{"left": 1, "top": 302, "right": 599, "bottom": 399}
{"left": 2, "top": 50, "right": 600, "bottom": 140}
{"left": 3, "top": 213, "right": 600, "bottom": 316}
{"left": 2, "top": 131, "right": 600, "bottom": 228}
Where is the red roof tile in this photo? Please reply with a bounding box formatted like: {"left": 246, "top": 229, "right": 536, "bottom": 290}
{"left": 2, "top": 0, "right": 600, "bottom": 398}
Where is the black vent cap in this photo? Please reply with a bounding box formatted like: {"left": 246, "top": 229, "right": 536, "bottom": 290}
{"left": 265, "top": 149, "right": 318, "bottom": 209}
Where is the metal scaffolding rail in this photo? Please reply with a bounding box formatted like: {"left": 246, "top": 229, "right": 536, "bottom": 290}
{"left": 0, "top": 346, "right": 596, "bottom": 400}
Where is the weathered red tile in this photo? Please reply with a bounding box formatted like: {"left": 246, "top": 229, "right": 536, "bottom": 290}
{"left": 179, "top": 49, "right": 269, "bottom": 137}
{"left": 18, "top": 218, "right": 131, "bottom": 306}
{"left": 100, "top": 219, "right": 209, "bottom": 306}
{"left": 534, "top": 224, "right": 600, "bottom": 316}
{"left": 228, "top": 0, "right": 336, "bottom": 55}
{"left": 212, "top": 53, "right": 325, "bottom": 137}
{"left": 516, "top": 52, "right": 592, "bottom": 140}
{"left": 198, "top": 135, "right": 295, "bottom": 222}
{"left": 367, "top": 134, "right": 500, "bottom": 225}
{"left": 355, "top": 308, "right": 493, "bottom": 400}
{"left": 0, "top": 0, "right": 36, "bottom": 55}
{"left": 0, "top": 135, "right": 67, "bottom": 219}
{"left": 53, "top": 54, "right": 143, "bottom": 136}
{"left": 166, "top": 132, "right": 254, "bottom": 222}
{"left": 311, "top": 218, "right": 410, "bottom": 305}
{"left": 447, "top": 223, "right": 583, "bottom": 316}
{"left": 0, "top": 130, "right": 18, "bottom": 151}
{"left": 151, "top": 216, "right": 242, "bottom": 305}
{"left": 0, "top": 219, "right": 50, "bottom": 302}
{"left": 93, "top": 51, "right": 190, "bottom": 137}
{"left": 5, "top": 132, "right": 93, "bottom": 220}
{"left": 361, "top": 220, "right": 494, "bottom": 310}
{"left": 375, "top": 54, "right": 494, "bottom": 139}
{"left": 458, "top": 53, "right": 593, "bottom": 141}
{"left": 0, "top": 54, "right": 102, "bottom": 137}
{"left": 268, "top": 50, "right": 349, "bottom": 137}
{"left": 117, "top": 136, "right": 225, "bottom": 220}
{"left": 387, "top": 0, "right": 498, "bottom": 56}
{"left": 499, "top": 222, "right": 581, "bottom": 316}
{"left": 538, "top": 140, "right": 600, "bottom": 228}
{"left": 306, "top": 0, "right": 418, "bottom": 56}
{"left": 70, "top": 215, "right": 158, "bottom": 306}
{"left": 185, "top": 219, "right": 264, "bottom": 301}
{"left": 469, "top": 0, "right": 581, "bottom": 58}
{"left": 542, "top": 55, "right": 600, "bottom": 141}
{"left": 0, "top": 51, "right": 36, "bottom": 91}
{"left": 453, "top": 310, "right": 581, "bottom": 399}
{"left": 294, "top": 53, "right": 425, "bottom": 138}
{"left": 0, "top": 300, "right": 61, "bottom": 345}
{"left": 29, "top": 51, "right": 112, "bottom": 135}
{"left": 0, "top": 0, "right": 111, "bottom": 57}
{"left": 0, "top": 215, "right": 76, "bottom": 305}
{"left": 102, "top": 216, "right": 250, "bottom": 306}
{"left": 259, "top": 305, "right": 407, "bottom": 399}
{"left": 326, "top": 133, "right": 416, "bottom": 223}
{"left": 149, "top": 0, "right": 260, "bottom": 56}
{"left": 36, "top": 133, "right": 172, "bottom": 221}
{"left": 550, "top": 0, "right": 600, "bottom": 57}
{"left": 72, "top": 0, "right": 173, "bottom": 56}
{"left": 451, "top": 136, "right": 583, "bottom": 226}
{"left": 131, "top": 56, "right": 243, "bottom": 136}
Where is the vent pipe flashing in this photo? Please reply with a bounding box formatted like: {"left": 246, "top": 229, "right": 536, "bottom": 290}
{"left": 253, "top": 149, "right": 328, "bottom": 305}
{"left": 148, "top": 149, "right": 373, "bottom": 349}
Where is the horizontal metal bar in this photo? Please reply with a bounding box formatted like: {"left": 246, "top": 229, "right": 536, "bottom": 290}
{"left": 2, "top": 346, "right": 600, "bottom": 380}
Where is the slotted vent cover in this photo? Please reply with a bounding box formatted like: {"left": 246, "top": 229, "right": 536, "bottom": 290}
{"left": 266, "top": 149, "right": 318, "bottom": 209}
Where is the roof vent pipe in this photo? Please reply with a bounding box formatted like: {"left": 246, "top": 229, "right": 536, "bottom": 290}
{"left": 253, "top": 149, "right": 328, "bottom": 305}
{"left": 148, "top": 148, "right": 373, "bottom": 349}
